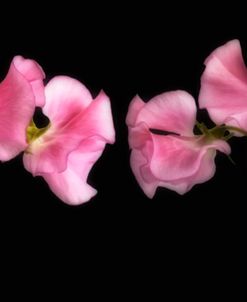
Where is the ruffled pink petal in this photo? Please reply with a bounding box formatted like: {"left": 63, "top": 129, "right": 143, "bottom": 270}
{"left": 135, "top": 90, "right": 197, "bottom": 136}
{"left": 41, "top": 137, "right": 106, "bottom": 205}
{"left": 0, "top": 58, "right": 35, "bottom": 161}
{"left": 155, "top": 150, "right": 217, "bottom": 195}
{"left": 130, "top": 148, "right": 158, "bottom": 198}
{"left": 225, "top": 111, "right": 247, "bottom": 131}
{"left": 140, "top": 149, "right": 216, "bottom": 195}
{"left": 183, "top": 149, "right": 217, "bottom": 192}
{"left": 126, "top": 95, "right": 146, "bottom": 127}
{"left": 128, "top": 124, "right": 190, "bottom": 197}
{"left": 128, "top": 118, "right": 231, "bottom": 197}
{"left": 78, "top": 90, "right": 115, "bottom": 144}
{"left": 128, "top": 122, "right": 151, "bottom": 150}
{"left": 199, "top": 40, "right": 247, "bottom": 128}
{"left": 150, "top": 135, "right": 204, "bottom": 181}
{"left": 130, "top": 147, "right": 200, "bottom": 197}
{"left": 43, "top": 76, "right": 93, "bottom": 125}
{"left": 168, "top": 142, "right": 229, "bottom": 195}
{"left": 24, "top": 86, "right": 115, "bottom": 175}
{"left": 149, "top": 134, "right": 230, "bottom": 182}
{"left": 13, "top": 56, "right": 45, "bottom": 107}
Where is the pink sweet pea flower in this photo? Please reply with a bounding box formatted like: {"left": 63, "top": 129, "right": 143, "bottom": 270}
{"left": 0, "top": 56, "right": 45, "bottom": 161}
{"left": 126, "top": 91, "right": 230, "bottom": 197}
{"left": 23, "top": 76, "right": 115, "bottom": 205}
{"left": 199, "top": 39, "right": 247, "bottom": 134}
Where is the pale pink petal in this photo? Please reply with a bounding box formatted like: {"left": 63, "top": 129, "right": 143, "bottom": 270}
{"left": 126, "top": 95, "right": 146, "bottom": 127}
{"left": 13, "top": 56, "right": 45, "bottom": 107}
{"left": 127, "top": 122, "right": 188, "bottom": 197}
{"left": 183, "top": 149, "right": 217, "bottom": 192}
{"left": 41, "top": 138, "right": 106, "bottom": 205}
{"left": 130, "top": 148, "right": 197, "bottom": 197}
{"left": 128, "top": 121, "right": 231, "bottom": 197}
{"left": 23, "top": 132, "right": 77, "bottom": 175}
{"left": 199, "top": 40, "right": 247, "bottom": 128}
{"left": 149, "top": 135, "right": 230, "bottom": 182}
{"left": 0, "top": 58, "right": 35, "bottom": 161}
{"left": 150, "top": 135, "right": 203, "bottom": 181}
{"left": 79, "top": 90, "right": 115, "bottom": 144}
{"left": 152, "top": 150, "right": 217, "bottom": 195}
{"left": 225, "top": 111, "right": 247, "bottom": 131}
{"left": 24, "top": 88, "right": 115, "bottom": 175}
{"left": 160, "top": 179, "right": 194, "bottom": 195}
{"left": 128, "top": 123, "right": 158, "bottom": 198}
{"left": 128, "top": 122, "right": 151, "bottom": 149}
{"left": 167, "top": 146, "right": 228, "bottom": 195}
{"left": 128, "top": 125, "right": 191, "bottom": 197}
{"left": 130, "top": 149, "right": 158, "bottom": 198}
{"left": 136, "top": 90, "right": 197, "bottom": 136}
{"left": 43, "top": 76, "right": 93, "bottom": 125}
{"left": 145, "top": 151, "right": 218, "bottom": 195}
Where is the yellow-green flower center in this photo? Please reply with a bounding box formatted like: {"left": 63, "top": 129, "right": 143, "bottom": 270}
{"left": 26, "top": 120, "right": 51, "bottom": 144}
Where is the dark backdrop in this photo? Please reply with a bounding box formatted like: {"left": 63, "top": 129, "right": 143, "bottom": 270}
{"left": 1, "top": 4, "right": 246, "bottom": 294}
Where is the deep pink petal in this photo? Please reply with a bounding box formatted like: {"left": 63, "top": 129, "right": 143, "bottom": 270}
{"left": 41, "top": 138, "right": 106, "bottom": 205}
{"left": 13, "top": 56, "right": 45, "bottom": 107}
{"left": 136, "top": 90, "right": 197, "bottom": 136}
{"left": 199, "top": 40, "right": 247, "bottom": 129}
{"left": 24, "top": 86, "right": 115, "bottom": 175}
{"left": 0, "top": 58, "right": 35, "bottom": 161}
{"left": 126, "top": 95, "right": 146, "bottom": 127}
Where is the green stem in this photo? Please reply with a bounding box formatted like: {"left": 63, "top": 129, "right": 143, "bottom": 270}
{"left": 196, "top": 121, "right": 247, "bottom": 140}
{"left": 196, "top": 121, "right": 210, "bottom": 135}
{"left": 223, "top": 125, "right": 247, "bottom": 136}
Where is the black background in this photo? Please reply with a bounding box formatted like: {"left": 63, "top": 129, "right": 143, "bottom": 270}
{"left": 1, "top": 3, "right": 246, "bottom": 293}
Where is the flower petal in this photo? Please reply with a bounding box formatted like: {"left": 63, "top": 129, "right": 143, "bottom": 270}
{"left": 156, "top": 150, "right": 217, "bottom": 195}
{"left": 128, "top": 119, "right": 231, "bottom": 197}
{"left": 130, "top": 147, "right": 198, "bottom": 197}
{"left": 150, "top": 135, "right": 204, "bottom": 181}
{"left": 13, "top": 56, "right": 45, "bottom": 107}
{"left": 130, "top": 148, "right": 158, "bottom": 198}
{"left": 135, "top": 90, "right": 197, "bottom": 136}
{"left": 128, "top": 124, "right": 190, "bottom": 197}
{"left": 149, "top": 134, "right": 230, "bottom": 182}
{"left": 43, "top": 76, "right": 93, "bottom": 125}
{"left": 79, "top": 90, "right": 115, "bottom": 144}
{"left": 199, "top": 40, "right": 247, "bottom": 129}
{"left": 41, "top": 137, "right": 106, "bottom": 205}
{"left": 126, "top": 95, "right": 146, "bottom": 127}
{"left": 0, "top": 58, "right": 36, "bottom": 161}
{"left": 183, "top": 149, "right": 217, "bottom": 192}
{"left": 24, "top": 87, "right": 115, "bottom": 175}
{"left": 128, "top": 122, "right": 151, "bottom": 149}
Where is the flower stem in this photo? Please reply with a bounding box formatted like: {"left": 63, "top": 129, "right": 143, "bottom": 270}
{"left": 196, "top": 121, "right": 247, "bottom": 140}
{"left": 223, "top": 125, "right": 247, "bottom": 136}
{"left": 196, "top": 121, "right": 210, "bottom": 135}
